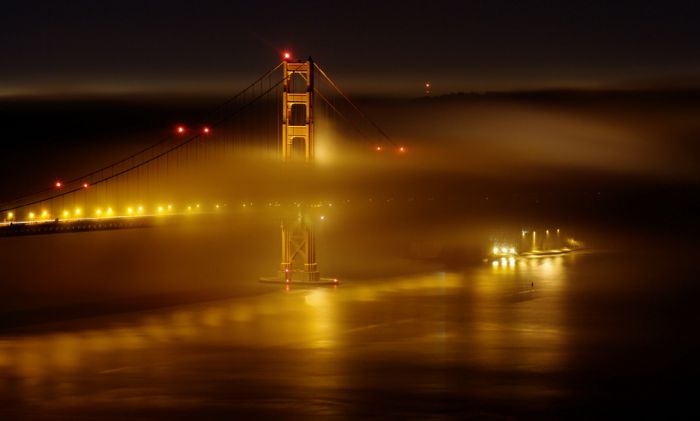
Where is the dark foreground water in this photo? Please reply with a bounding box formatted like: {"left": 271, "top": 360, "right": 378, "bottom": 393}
{"left": 0, "top": 211, "right": 698, "bottom": 419}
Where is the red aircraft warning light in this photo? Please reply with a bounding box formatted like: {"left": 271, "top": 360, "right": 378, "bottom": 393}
{"left": 375, "top": 146, "right": 382, "bottom": 152}
{"left": 283, "top": 51, "right": 291, "bottom": 61}
{"left": 55, "top": 181, "right": 62, "bottom": 188}
{"left": 176, "top": 125, "right": 186, "bottom": 134}
{"left": 399, "top": 146, "right": 406, "bottom": 153}
{"left": 82, "top": 182, "right": 89, "bottom": 188}
{"left": 202, "top": 126, "right": 211, "bottom": 134}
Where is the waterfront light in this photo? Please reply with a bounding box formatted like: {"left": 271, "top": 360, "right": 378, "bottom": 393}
{"left": 41, "top": 210, "right": 48, "bottom": 218}
{"left": 157, "top": 206, "right": 164, "bottom": 213}
{"left": 96, "top": 209, "right": 102, "bottom": 216}
{"left": 28, "top": 212, "right": 35, "bottom": 220}
{"left": 492, "top": 246, "right": 499, "bottom": 255}
{"left": 127, "top": 207, "right": 133, "bottom": 215}
{"left": 7, "top": 212, "right": 13, "bottom": 219}
{"left": 137, "top": 206, "right": 144, "bottom": 213}
{"left": 75, "top": 208, "right": 81, "bottom": 216}
{"left": 63, "top": 210, "right": 69, "bottom": 218}
{"left": 106, "top": 208, "right": 113, "bottom": 215}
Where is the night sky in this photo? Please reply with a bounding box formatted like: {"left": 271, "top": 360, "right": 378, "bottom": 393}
{"left": 2, "top": 0, "right": 700, "bottom": 96}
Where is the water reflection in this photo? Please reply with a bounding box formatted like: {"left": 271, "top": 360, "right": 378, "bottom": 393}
{"left": 0, "top": 253, "right": 582, "bottom": 415}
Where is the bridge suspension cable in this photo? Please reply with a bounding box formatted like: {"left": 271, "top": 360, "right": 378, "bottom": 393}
{"left": 313, "top": 87, "right": 373, "bottom": 144}
{"left": 0, "top": 63, "right": 284, "bottom": 210}
{"left": 313, "top": 63, "right": 396, "bottom": 147}
{"left": 0, "top": 59, "right": 398, "bottom": 222}
{"left": 0, "top": 63, "right": 295, "bottom": 215}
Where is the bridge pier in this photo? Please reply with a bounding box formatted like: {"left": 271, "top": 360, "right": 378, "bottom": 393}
{"left": 260, "top": 211, "right": 335, "bottom": 286}
{"left": 278, "top": 212, "right": 321, "bottom": 283}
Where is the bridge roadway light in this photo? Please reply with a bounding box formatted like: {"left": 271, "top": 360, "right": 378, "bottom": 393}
{"left": 28, "top": 212, "right": 35, "bottom": 220}
{"left": 75, "top": 208, "right": 81, "bottom": 216}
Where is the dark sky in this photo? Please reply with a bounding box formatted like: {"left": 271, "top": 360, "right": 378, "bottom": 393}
{"left": 1, "top": 0, "right": 699, "bottom": 95}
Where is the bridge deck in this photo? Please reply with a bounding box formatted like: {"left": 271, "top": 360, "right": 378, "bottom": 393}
{"left": 0, "top": 217, "right": 160, "bottom": 237}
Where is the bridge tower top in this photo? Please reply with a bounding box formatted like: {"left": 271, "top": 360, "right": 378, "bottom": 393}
{"left": 281, "top": 57, "right": 314, "bottom": 162}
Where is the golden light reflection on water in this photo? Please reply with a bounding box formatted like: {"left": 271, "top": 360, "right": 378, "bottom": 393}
{"left": 0, "top": 255, "right": 577, "bottom": 410}
{"left": 472, "top": 256, "right": 570, "bottom": 371}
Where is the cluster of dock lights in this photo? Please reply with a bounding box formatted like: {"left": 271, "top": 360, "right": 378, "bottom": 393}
{"left": 491, "top": 245, "right": 518, "bottom": 268}
{"left": 493, "top": 246, "right": 517, "bottom": 255}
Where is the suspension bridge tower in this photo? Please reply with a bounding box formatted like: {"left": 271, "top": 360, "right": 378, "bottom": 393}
{"left": 281, "top": 58, "right": 315, "bottom": 162}
{"left": 262, "top": 56, "right": 335, "bottom": 285}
